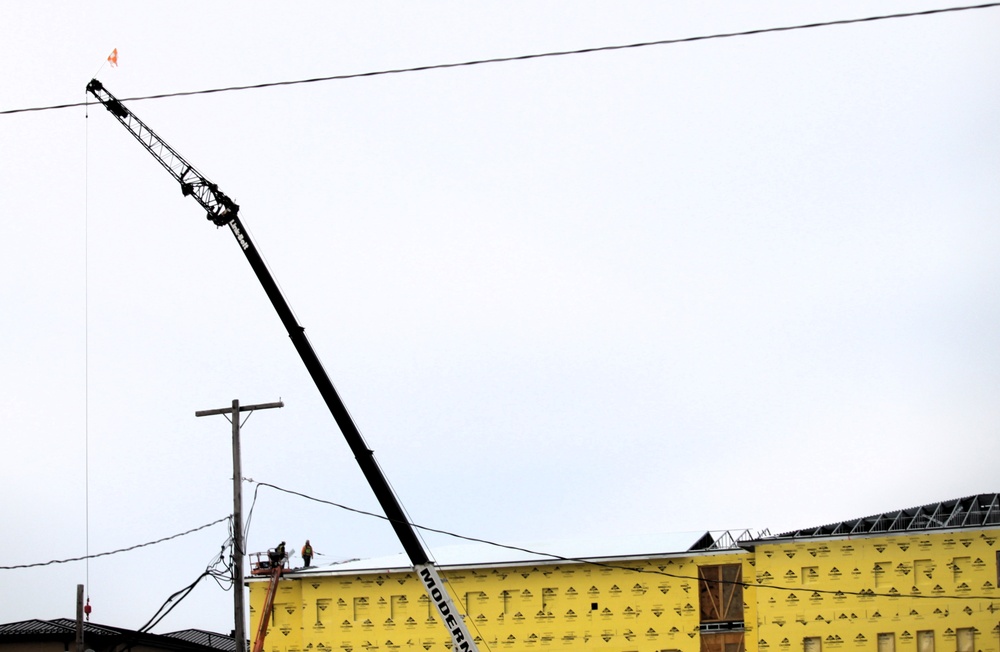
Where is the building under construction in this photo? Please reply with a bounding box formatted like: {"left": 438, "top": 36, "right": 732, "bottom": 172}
{"left": 79, "top": 78, "right": 999, "bottom": 652}
{"left": 247, "top": 493, "right": 999, "bottom": 652}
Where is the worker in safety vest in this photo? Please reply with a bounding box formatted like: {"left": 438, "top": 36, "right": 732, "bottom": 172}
{"left": 301, "top": 540, "right": 313, "bottom": 567}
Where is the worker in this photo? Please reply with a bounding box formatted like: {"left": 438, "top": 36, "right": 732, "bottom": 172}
{"left": 269, "top": 541, "right": 286, "bottom": 568}
{"left": 301, "top": 540, "right": 313, "bottom": 567}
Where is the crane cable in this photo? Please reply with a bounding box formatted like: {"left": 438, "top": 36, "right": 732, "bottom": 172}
{"left": 84, "top": 89, "right": 91, "bottom": 619}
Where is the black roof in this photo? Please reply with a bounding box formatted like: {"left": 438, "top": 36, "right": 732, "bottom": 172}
{"left": 0, "top": 620, "right": 76, "bottom": 636}
{"left": 763, "top": 493, "right": 1000, "bottom": 541}
{"left": 0, "top": 619, "right": 234, "bottom": 652}
{"left": 0, "top": 620, "right": 122, "bottom": 638}
{"left": 163, "top": 629, "right": 237, "bottom": 652}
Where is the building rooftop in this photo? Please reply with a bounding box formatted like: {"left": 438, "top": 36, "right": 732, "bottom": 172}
{"left": 268, "top": 493, "right": 999, "bottom": 579}
{"left": 0, "top": 618, "right": 235, "bottom": 652}
{"left": 277, "top": 528, "right": 765, "bottom": 578}
{"left": 767, "top": 493, "right": 1000, "bottom": 541}
{"left": 162, "top": 628, "right": 238, "bottom": 652}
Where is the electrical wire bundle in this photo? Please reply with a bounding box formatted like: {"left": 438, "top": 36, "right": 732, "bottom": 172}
{"left": 138, "top": 518, "right": 235, "bottom": 633}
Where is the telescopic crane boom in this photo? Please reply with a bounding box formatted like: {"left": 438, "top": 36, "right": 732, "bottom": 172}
{"left": 85, "top": 79, "right": 479, "bottom": 652}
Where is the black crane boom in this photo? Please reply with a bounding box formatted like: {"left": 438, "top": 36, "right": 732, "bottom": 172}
{"left": 86, "top": 78, "right": 478, "bottom": 652}
{"left": 86, "top": 80, "right": 239, "bottom": 226}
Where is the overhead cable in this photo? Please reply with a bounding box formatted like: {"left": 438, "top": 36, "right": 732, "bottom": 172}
{"left": 2, "top": 2, "right": 999, "bottom": 116}
{"left": 0, "top": 516, "right": 230, "bottom": 570}
{"left": 250, "top": 481, "right": 997, "bottom": 602}
{"left": 138, "top": 531, "right": 235, "bottom": 632}
{"left": 138, "top": 571, "right": 211, "bottom": 633}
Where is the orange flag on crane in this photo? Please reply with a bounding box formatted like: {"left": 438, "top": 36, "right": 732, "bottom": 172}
{"left": 107, "top": 48, "right": 118, "bottom": 67}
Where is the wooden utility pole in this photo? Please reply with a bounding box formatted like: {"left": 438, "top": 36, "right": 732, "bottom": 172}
{"left": 75, "top": 584, "right": 84, "bottom": 652}
{"left": 196, "top": 399, "right": 283, "bottom": 652}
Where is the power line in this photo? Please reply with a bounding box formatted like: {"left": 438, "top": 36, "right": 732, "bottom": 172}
{"left": 3, "top": 2, "right": 999, "bottom": 117}
{"left": 138, "top": 571, "right": 211, "bottom": 633}
{"left": 250, "top": 482, "right": 997, "bottom": 603}
{"left": 2, "top": 518, "right": 233, "bottom": 633}
{"left": 0, "top": 516, "right": 230, "bottom": 570}
{"left": 137, "top": 531, "right": 236, "bottom": 632}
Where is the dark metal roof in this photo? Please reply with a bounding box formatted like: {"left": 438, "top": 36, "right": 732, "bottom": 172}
{"left": 164, "top": 629, "right": 237, "bottom": 652}
{"left": 0, "top": 619, "right": 234, "bottom": 652}
{"left": 0, "top": 619, "right": 123, "bottom": 638}
{"left": 0, "top": 620, "right": 76, "bottom": 636}
{"left": 764, "top": 493, "right": 1000, "bottom": 541}
{"left": 50, "top": 618, "right": 131, "bottom": 637}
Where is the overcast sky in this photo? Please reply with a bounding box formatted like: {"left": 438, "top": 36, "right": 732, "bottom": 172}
{"left": 1, "top": 0, "right": 998, "bottom": 637}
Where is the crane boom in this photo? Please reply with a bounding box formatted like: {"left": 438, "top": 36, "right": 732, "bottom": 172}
{"left": 85, "top": 79, "right": 478, "bottom": 652}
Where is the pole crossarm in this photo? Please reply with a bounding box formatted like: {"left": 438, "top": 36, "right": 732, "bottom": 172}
{"left": 196, "top": 401, "right": 285, "bottom": 418}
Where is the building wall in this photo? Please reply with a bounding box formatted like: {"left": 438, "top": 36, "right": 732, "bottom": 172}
{"left": 753, "top": 529, "right": 1000, "bottom": 652}
{"left": 249, "top": 529, "right": 998, "bottom": 652}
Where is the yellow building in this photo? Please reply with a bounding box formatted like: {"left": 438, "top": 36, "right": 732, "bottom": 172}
{"left": 248, "top": 494, "right": 999, "bottom": 652}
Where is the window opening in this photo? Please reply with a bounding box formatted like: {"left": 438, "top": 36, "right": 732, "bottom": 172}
{"left": 956, "top": 628, "right": 974, "bottom": 652}
{"left": 698, "top": 564, "right": 744, "bottom": 624}
{"left": 917, "top": 630, "right": 934, "bottom": 652}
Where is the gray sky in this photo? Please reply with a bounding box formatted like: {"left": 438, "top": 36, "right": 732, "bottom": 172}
{"left": 1, "top": 0, "right": 998, "bottom": 636}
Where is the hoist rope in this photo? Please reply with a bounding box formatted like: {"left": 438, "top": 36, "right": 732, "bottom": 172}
{"left": 84, "top": 89, "right": 91, "bottom": 609}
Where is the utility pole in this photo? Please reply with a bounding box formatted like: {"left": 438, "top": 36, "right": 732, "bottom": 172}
{"left": 75, "top": 584, "right": 84, "bottom": 652}
{"left": 196, "top": 399, "right": 283, "bottom": 652}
